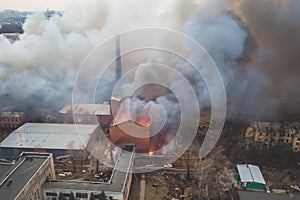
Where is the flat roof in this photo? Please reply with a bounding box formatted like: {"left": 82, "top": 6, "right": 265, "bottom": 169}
{"left": 237, "top": 164, "right": 266, "bottom": 185}
{"left": 0, "top": 123, "right": 98, "bottom": 150}
{"left": 238, "top": 191, "right": 300, "bottom": 200}
{"left": 44, "top": 145, "right": 135, "bottom": 193}
{"left": 0, "top": 163, "right": 14, "bottom": 178}
{"left": 0, "top": 154, "right": 50, "bottom": 200}
{"left": 59, "top": 104, "right": 111, "bottom": 116}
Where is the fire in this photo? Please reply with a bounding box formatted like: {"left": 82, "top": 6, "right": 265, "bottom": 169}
{"left": 112, "top": 97, "right": 152, "bottom": 127}
{"left": 148, "top": 150, "right": 154, "bottom": 156}
{"left": 138, "top": 119, "right": 151, "bottom": 127}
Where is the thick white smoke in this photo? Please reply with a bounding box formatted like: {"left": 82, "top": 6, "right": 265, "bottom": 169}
{"left": 0, "top": 0, "right": 298, "bottom": 121}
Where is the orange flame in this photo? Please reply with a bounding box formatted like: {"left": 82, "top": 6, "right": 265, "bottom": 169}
{"left": 148, "top": 150, "right": 154, "bottom": 156}
{"left": 112, "top": 98, "right": 152, "bottom": 127}
{"left": 138, "top": 119, "right": 151, "bottom": 127}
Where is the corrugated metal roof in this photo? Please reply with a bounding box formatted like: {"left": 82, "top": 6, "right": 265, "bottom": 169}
{"left": 237, "top": 164, "right": 266, "bottom": 185}
{"left": 0, "top": 123, "right": 98, "bottom": 150}
{"left": 59, "top": 104, "right": 111, "bottom": 115}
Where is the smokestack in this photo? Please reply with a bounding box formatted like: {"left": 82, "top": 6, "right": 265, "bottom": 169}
{"left": 115, "top": 35, "right": 121, "bottom": 81}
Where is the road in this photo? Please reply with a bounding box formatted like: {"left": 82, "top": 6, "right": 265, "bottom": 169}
{"left": 139, "top": 174, "right": 146, "bottom": 200}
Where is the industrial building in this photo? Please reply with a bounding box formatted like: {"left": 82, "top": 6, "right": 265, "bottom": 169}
{"left": 109, "top": 98, "right": 151, "bottom": 153}
{"left": 292, "top": 133, "right": 300, "bottom": 152}
{"left": 0, "top": 152, "right": 55, "bottom": 200}
{"left": 245, "top": 122, "right": 300, "bottom": 152}
{"left": 59, "top": 104, "right": 113, "bottom": 128}
{"left": 237, "top": 164, "right": 266, "bottom": 190}
{"left": 0, "top": 123, "right": 99, "bottom": 158}
{"left": 43, "top": 145, "right": 135, "bottom": 200}
{"left": 0, "top": 111, "right": 26, "bottom": 130}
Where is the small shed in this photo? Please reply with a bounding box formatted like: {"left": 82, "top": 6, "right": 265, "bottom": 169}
{"left": 237, "top": 164, "right": 266, "bottom": 190}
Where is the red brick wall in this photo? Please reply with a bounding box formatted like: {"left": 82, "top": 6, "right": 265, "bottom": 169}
{"left": 109, "top": 121, "right": 150, "bottom": 153}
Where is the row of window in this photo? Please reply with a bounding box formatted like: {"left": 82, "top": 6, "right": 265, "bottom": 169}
{"left": 0, "top": 124, "right": 18, "bottom": 128}
{"left": 258, "top": 138, "right": 290, "bottom": 143}
{"left": 46, "top": 192, "right": 93, "bottom": 199}
{"left": 45, "top": 192, "right": 115, "bottom": 200}
{"left": 258, "top": 132, "right": 294, "bottom": 137}
{"left": 0, "top": 117, "right": 23, "bottom": 123}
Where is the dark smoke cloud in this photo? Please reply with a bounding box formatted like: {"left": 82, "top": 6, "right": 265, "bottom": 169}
{"left": 232, "top": 0, "right": 300, "bottom": 118}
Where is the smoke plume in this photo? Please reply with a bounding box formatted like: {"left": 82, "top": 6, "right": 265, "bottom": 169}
{"left": 0, "top": 0, "right": 298, "bottom": 121}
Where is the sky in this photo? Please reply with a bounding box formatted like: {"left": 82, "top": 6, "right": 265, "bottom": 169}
{"left": 0, "top": 0, "right": 73, "bottom": 11}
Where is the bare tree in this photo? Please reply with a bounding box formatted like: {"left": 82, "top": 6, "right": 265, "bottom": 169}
{"left": 183, "top": 149, "right": 191, "bottom": 181}
{"left": 66, "top": 141, "right": 76, "bottom": 172}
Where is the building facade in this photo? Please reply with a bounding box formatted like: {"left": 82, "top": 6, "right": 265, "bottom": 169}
{"left": 293, "top": 133, "right": 300, "bottom": 152}
{"left": 245, "top": 122, "right": 300, "bottom": 152}
{"left": 0, "top": 112, "right": 26, "bottom": 130}
{"left": 0, "top": 152, "right": 56, "bottom": 200}
{"left": 110, "top": 121, "right": 150, "bottom": 153}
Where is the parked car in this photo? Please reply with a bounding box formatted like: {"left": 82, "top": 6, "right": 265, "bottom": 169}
{"left": 265, "top": 186, "right": 271, "bottom": 193}
{"left": 163, "top": 164, "right": 173, "bottom": 168}
{"left": 291, "top": 185, "right": 300, "bottom": 192}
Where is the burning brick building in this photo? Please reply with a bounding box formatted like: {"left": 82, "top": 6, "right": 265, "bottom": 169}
{"left": 109, "top": 98, "right": 152, "bottom": 153}
{"left": 59, "top": 103, "right": 113, "bottom": 128}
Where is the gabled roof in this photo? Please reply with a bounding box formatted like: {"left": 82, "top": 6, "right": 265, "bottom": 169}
{"left": 237, "top": 164, "right": 266, "bottom": 185}
{"left": 112, "top": 98, "right": 151, "bottom": 127}
{"left": 111, "top": 119, "right": 150, "bottom": 128}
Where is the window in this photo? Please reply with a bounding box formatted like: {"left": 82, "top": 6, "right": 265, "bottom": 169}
{"left": 37, "top": 189, "right": 40, "bottom": 199}
{"left": 62, "top": 193, "right": 70, "bottom": 197}
{"left": 286, "top": 139, "right": 289, "bottom": 143}
{"left": 295, "top": 148, "right": 298, "bottom": 151}
{"left": 46, "top": 192, "right": 57, "bottom": 197}
{"left": 76, "top": 193, "right": 88, "bottom": 198}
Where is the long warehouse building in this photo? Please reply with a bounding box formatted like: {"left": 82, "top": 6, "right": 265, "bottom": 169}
{"left": 0, "top": 123, "right": 99, "bottom": 158}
